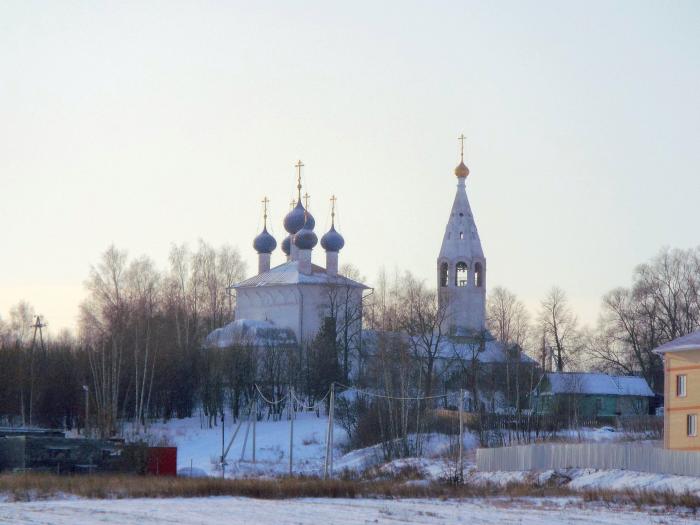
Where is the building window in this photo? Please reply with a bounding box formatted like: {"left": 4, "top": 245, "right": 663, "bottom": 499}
{"left": 474, "top": 262, "right": 484, "bottom": 287}
{"left": 677, "top": 375, "right": 687, "bottom": 397}
{"left": 439, "top": 263, "right": 448, "bottom": 287}
{"left": 455, "top": 262, "right": 468, "bottom": 287}
{"left": 595, "top": 398, "right": 603, "bottom": 412}
{"left": 459, "top": 231, "right": 464, "bottom": 240}
{"left": 688, "top": 414, "right": 697, "bottom": 437}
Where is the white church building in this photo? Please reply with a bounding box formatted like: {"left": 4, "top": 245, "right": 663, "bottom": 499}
{"left": 205, "top": 164, "right": 368, "bottom": 349}
{"left": 206, "top": 144, "right": 531, "bottom": 386}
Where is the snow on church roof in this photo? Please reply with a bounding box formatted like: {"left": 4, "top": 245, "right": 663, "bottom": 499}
{"left": 360, "top": 330, "right": 536, "bottom": 365}
{"left": 232, "top": 260, "right": 369, "bottom": 289}
{"left": 204, "top": 319, "right": 297, "bottom": 349}
{"left": 541, "top": 372, "right": 654, "bottom": 397}
{"left": 653, "top": 330, "right": 700, "bottom": 354}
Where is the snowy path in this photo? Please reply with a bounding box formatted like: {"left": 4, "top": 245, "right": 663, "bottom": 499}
{"left": 0, "top": 496, "right": 692, "bottom": 524}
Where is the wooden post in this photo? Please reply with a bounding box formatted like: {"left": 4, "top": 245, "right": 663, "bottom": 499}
{"left": 289, "top": 387, "right": 294, "bottom": 476}
{"left": 329, "top": 383, "right": 335, "bottom": 477}
{"left": 324, "top": 390, "right": 331, "bottom": 479}
{"left": 221, "top": 412, "right": 226, "bottom": 479}
{"left": 458, "top": 389, "right": 464, "bottom": 482}
{"left": 252, "top": 397, "right": 257, "bottom": 468}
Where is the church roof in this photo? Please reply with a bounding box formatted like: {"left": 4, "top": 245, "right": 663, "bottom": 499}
{"left": 204, "top": 319, "right": 297, "bottom": 348}
{"left": 232, "top": 260, "right": 369, "bottom": 289}
{"left": 438, "top": 177, "right": 484, "bottom": 261}
{"left": 360, "top": 330, "right": 535, "bottom": 365}
{"left": 436, "top": 337, "right": 536, "bottom": 364}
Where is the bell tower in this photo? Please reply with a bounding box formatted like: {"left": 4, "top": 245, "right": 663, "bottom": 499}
{"left": 437, "top": 135, "right": 486, "bottom": 335}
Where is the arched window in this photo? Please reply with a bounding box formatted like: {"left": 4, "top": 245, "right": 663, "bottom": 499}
{"left": 474, "top": 262, "right": 484, "bottom": 287}
{"left": 439, "top": 262, "right": 448, "bottom": 287}
{"left": 455, "top": 262, "right": 468, "bottom": 287}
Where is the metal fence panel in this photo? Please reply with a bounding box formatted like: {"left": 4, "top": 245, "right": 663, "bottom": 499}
{"left": 476, "top": 443, "right": 700, "bottom": 477}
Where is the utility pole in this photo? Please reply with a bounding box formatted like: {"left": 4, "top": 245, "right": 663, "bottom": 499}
{"left": 27, "top": 316, "right": 47, "bottom": 427}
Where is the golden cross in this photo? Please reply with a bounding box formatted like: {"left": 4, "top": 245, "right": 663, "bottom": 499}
{"left": 295, "top": 160, "right": 304, "bottom": 200}
{"left": 330, "top": 195, "right": 337, "bottom": 225}
{"left": 289, "top": 198, "right": 296, "bottom": 210}
{"left": 458, "top": 134, "right": 466, "bottom": 161}
{"left": 303, "top": 192, "right": 310, "bottom": 209}
{"left": 261, "top": 196, "right": 269, "bottom": 227}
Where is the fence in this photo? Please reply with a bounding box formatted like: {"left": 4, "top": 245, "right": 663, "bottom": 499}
{"left": 476, "top": 443, "right": 700, "bottom": 477}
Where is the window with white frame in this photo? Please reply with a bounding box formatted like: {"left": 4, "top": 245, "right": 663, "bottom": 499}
{"left": 688, "top": 414, "right": 697, "bottom": 437}
{"left": 677, "top": 374, "right": 687, "bottom": 397}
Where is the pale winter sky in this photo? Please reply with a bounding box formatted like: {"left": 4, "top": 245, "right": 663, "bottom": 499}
{"left": 1, "top": 1, "right": 699, "bottom": 335}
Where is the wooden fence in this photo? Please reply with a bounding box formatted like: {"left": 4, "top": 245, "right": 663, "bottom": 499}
{"left": 476, "top": 443, "right": 700, "bottom": 477}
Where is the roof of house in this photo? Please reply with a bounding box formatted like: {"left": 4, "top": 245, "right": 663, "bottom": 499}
{"left": 540, "top": 372, "right": 654, "bottom": 397}
{"left": 653, "top": 330, "right": 700, "bottom": 354}
{"left": 232, "top": 260, "right": 369, "bottom": 289}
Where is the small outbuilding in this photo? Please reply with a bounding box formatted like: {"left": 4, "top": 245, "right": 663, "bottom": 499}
{"left": 532, "top": 372, "right": 655, "bottom": 418}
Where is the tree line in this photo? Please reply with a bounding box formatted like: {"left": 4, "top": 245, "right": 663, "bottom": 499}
{"left": 1, "top": 244, "right": 698, "bottom": 436}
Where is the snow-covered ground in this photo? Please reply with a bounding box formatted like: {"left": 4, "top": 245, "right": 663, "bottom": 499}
{"left": 148, "top": 412, "right": 346, "bottom": 477}
{"left": 143, "top": 414, "right": 700, "bottom": 497}
{"left": 0, "top": 496, "right": 694, "bottom": 524}
{"left": 147, "top": 413, "right": 635, "bottom": 478}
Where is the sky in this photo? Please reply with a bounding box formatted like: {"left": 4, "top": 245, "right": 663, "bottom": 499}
{"left": 1, "top": 1, "right": 699, "bottom": 335}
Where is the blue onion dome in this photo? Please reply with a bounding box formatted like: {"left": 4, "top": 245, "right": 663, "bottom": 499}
{"left": 253, "top": 227, "right": 276, "bottom": 254}
{"left": 281, "top": 235, "right": 291, "bottom": 256}
{"left": 302, "top": 210, "right": 315, "bottom": 231}
{"left": 294, "top": 227, "right": 318, "bottom": 250}
{"left": 283, "top": 201, "right": 307, "bottom": 234}
{"left": 320, "top": 225, "right": 345, "bottom": 252}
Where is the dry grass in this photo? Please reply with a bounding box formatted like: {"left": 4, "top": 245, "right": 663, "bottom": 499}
{"left": 1, "top": 472, "right": 699, "bottom": 513}
{"left": 0, "top": 473, "right": 570, "bottom": 502}
{"left": 582, "top": 487, "right": 700, "bottom": 513}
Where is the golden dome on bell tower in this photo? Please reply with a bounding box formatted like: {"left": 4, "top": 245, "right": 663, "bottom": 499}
{"left": 455, "top": 160, "right": 469, "bottom": 178}
{"left": 454, "top": 133, "right": 469, "bottom": 178}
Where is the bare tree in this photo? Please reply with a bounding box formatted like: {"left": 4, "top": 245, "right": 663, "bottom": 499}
{"left": 538, "top": 287, "right": 580, "bottom": 372}
{"left": 487, "top": 286, "right": 531, "bottom": 411}
{"left": 398, "top": 272, "right": 449, "bottom": 399}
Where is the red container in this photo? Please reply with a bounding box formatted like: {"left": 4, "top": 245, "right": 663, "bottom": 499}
{"left": 146, "top": 447, "right": 177, "bottom": 476}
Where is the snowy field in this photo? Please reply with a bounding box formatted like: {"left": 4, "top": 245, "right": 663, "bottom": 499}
{"left": 0, "top": 496, "right": 696, "bottom": 524}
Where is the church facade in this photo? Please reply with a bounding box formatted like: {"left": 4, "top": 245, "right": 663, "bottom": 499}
{"left": 205, "top": 164, "right": 367, "bottom": 349}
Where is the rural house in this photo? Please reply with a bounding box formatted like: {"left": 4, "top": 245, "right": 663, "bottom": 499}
{"left": 531, "top": 372, "right": 654, "bottom": 418}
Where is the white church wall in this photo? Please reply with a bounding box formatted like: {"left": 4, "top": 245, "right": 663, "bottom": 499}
{"left": 235, "top": 283, "right": 364, "bottom": 346}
